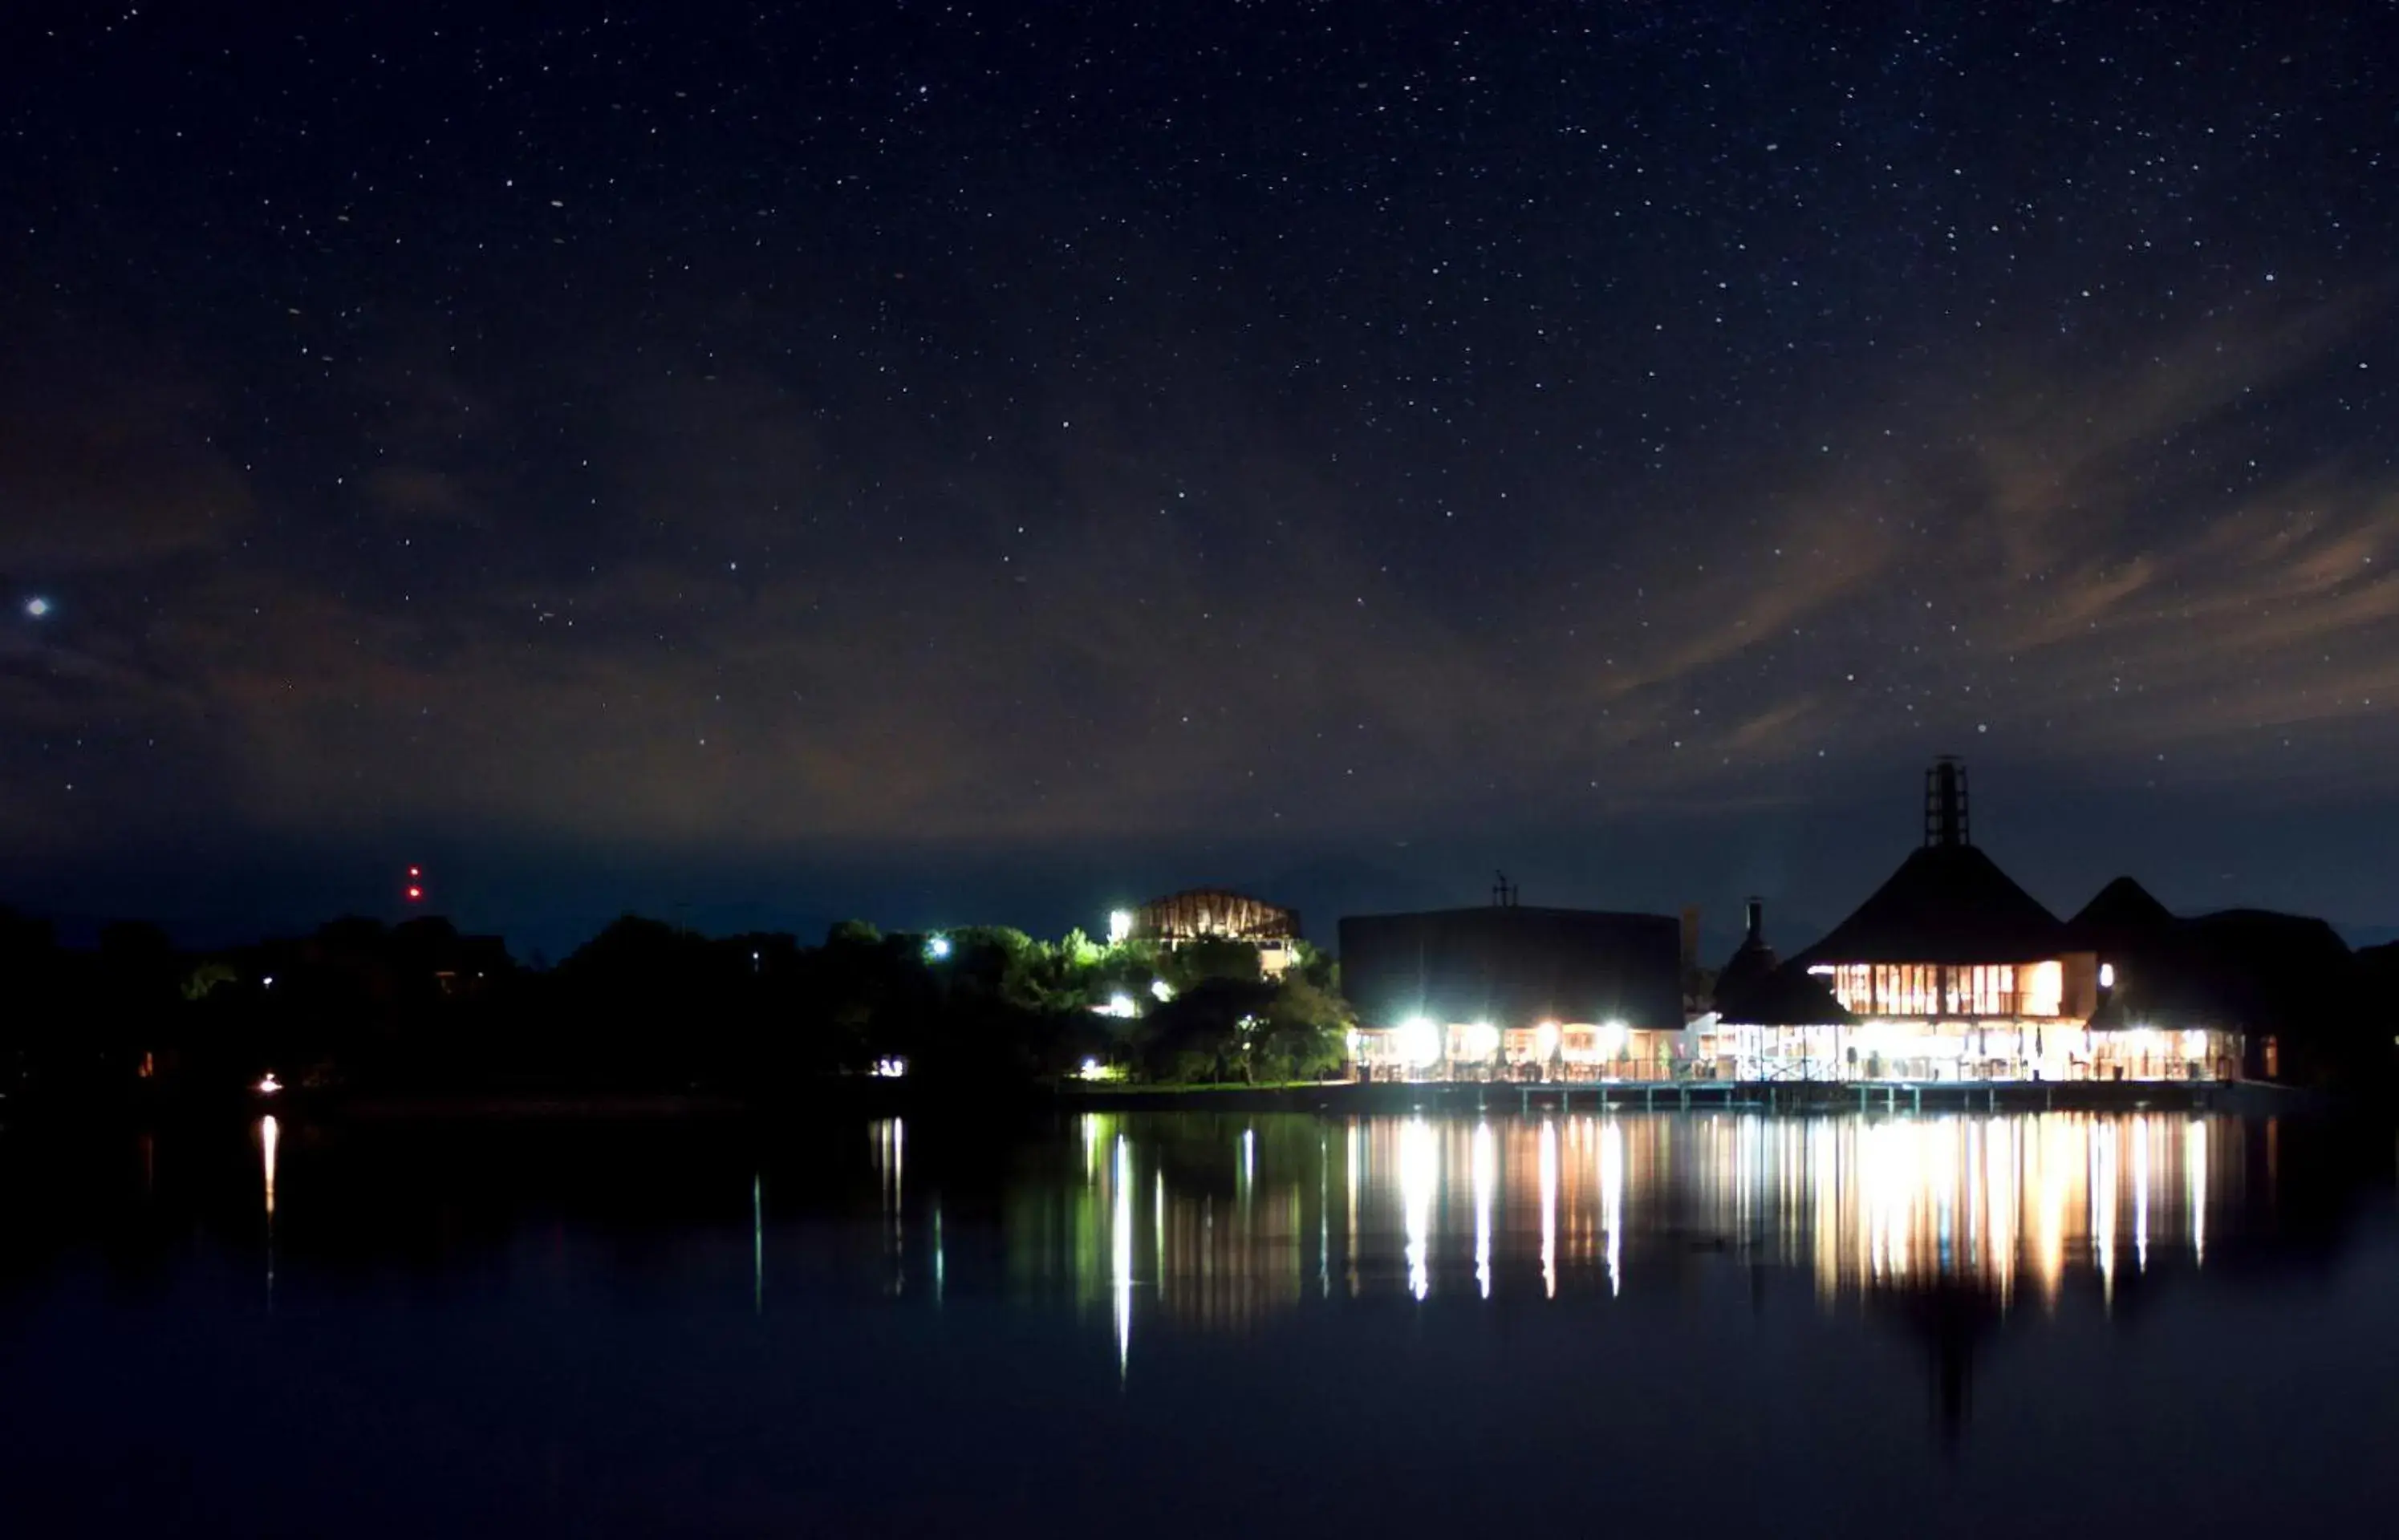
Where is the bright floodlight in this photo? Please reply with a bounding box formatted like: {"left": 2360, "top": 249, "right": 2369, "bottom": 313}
{"left": 2099, "top": 962, "right": 2116, "bottom": 988}
{"left": 1098, "top": 992, "right": 1138, "bottom": 1019}
{"left": 1149, "top": 978, "right": 1174, "bottom": 1003}
{"left": 925, "top": 934, "right": 952, "bottom": 961}
{"left": 1107, "top": 909, "right": 1134, "bottom": 945}
{"left": 256, "top": 1072, "right": 282, "bottom": 1096}
{"left": 1596, "top": 1020, "right": 1629, "bottom": 1057}
{"left": 1462, "top": 1021, "right": 1500, "bottom": 1060}
{"left": 1533, "top": 1020, "right": 1561, "bottom": 1060}
{"left": 1396, "top": 1016, "right": 1443, "bottom": 1068}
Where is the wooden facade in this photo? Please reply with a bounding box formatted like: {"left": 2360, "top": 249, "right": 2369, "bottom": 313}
{"left": 1132, "top": 889, "right": 1300, "bottom": 945}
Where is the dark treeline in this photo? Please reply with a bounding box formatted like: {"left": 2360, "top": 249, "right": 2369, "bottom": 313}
{"left": 0, "top": 906, "right": 1356, "bottom": 1113}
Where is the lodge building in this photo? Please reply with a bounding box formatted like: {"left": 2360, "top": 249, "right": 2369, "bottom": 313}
{"left": 1707, "top": 759, "right": 2243, "bottom": 1084}
{"left": 1335, "top": 759, "right": 2354, "bottom": 1086}
{"left": 1341, "top": 894, "right": 1686, "bottom": 1080}
{"left": 1125, "top": 888, "right": 1303, "bottom": 976}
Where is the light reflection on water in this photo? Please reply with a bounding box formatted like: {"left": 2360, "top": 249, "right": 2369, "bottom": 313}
{"left": 236, "top": 1107, "right": 2257, "bottom": 1356}
{"left": 873, "top": 1116, "right": 905, "bottom": 1295}
{"left": 1399, "top": 1117, "right": 1435, "bottom": 1303}
{"left": 11, "top": 1106, "right": 2386, "bottom": 1536}
{"left": 257, "top": 1113, "right": 279, "bottom": 1218}
{"left": 1110, "top": 1134, "right": 1132, "bottom": 1374}
{"left": 1471, "top": 1121, "right": 1494, "bottom": 1299}
{"left": 1005, "top": 1110, "right": 2246, "bottom": 1353}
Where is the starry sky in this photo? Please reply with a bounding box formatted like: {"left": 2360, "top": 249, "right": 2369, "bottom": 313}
{"left": 5, "top": 2, "right": 2398, "bottom": 957}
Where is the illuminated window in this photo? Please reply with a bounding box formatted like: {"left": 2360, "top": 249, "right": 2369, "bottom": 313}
{"left": 2024, "top": 960, "right": 2064, "bottom": 1017}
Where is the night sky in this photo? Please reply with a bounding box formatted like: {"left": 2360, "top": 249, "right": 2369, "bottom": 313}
{"left": 5, "top": 3, "right": 2397, "bottom": 958}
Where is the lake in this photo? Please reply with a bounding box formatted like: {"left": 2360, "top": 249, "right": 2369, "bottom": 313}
{"left": 3, "top": 1106, "right": 2395, "bottom": 1536}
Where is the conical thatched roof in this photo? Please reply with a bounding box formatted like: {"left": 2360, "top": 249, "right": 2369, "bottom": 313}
{"left": 1711, "top": 902, "right": 1779, "bottom": 1007}
{"left": 1711, "top": 899, "right": 1853, "bottom": 1024}
{"left": 1792, "top": 844, "right": 2065, "bottom": 967}
{"left": 2091, "top": 909, "right": 2355, "bottom": 1038}
{"left": 1715, "top": 962, "right": 1856, "bottom": 1026}
{"left": 2066, "top": 875, "right": 2174, "bottom": 950}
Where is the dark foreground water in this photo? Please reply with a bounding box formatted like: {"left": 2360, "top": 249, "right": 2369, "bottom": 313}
{"left": 3, "top": 1107, "right": 2397, "bottom": 1537}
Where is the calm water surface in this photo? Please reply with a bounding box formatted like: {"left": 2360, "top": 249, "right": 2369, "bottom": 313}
{"left": 3, "top": 1108, "right": 2397, "bottom": 1536}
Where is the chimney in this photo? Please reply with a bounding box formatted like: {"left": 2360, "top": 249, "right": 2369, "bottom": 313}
{"left": 1924, "top": 757, "right": 1971, "bottom": 848}
{"left": 1743, "top": 896, "right": 1764, "bottom": 944}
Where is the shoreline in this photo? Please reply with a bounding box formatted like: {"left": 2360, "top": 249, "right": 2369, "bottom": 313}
{"left": 1049, "top": 1077, "right": 2324, "bottom": 1116}
{"left": 7, "top": 1076, "right": 2332, "bottom": 1133}
{"left": 294, "top": 1075, "right": 2326, "bottom": 1121}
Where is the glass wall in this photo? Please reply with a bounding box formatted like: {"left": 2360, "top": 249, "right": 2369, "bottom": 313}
{"left": 1706, "top": 1020, "right": 2240, "bottom": 1083}
{"left": 1821, "top": 959, "right": 2069, "bottom": 1020}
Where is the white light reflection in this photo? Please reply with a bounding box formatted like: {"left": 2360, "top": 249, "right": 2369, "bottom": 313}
{"left": 1539, "top": 1119, "right": 1558, "bottom": 1300}
{"left": 259, "top": 1113, "right": 279, "bottom": 1307}
{"left": 753, "top": 1173, "right": 764, "bottom": 1315}
{"left": 874, "top": 1117, "right": 906, "bottom": 1294}
{"left": 1115, "top": 1110, "right": 2233, "bottom": 1330}
{"left": 1345, "top": 1122, "right": 1362, "bottom": 1298}
{"left": 2091, "top": 1119, "right": 2118, "bottom": 1307}
{"left": 259, "top": 1113, "right": 279, "bottom": 1219}
{"left": 1766, "top": 1113, "right": 2239, "bottom": 1304}
{"left": 1472, "top": 1122, "right": 1495, "bottom": 1299}
{"left": 1318, "top": 1136, "right": 1331, "bottom": 1299}
{"left": 1112, "top": 1135, "right": 1133, "bottom": 1377}
{"left": 2131, "top": 1116, "right": 2150, "bottom": 1273}
{"left": 2033, "top": 1116, "right": 2076, "bottom": 1300}
{"left": 1597, "top": 1119, "right": 1624, "bottom": 1296}
{"left": 1400, "top": 1119, "right": 1437, "bottom": 1301}
{"left": 1863, "top": 1121, "right": 1927, "bottom": 1282}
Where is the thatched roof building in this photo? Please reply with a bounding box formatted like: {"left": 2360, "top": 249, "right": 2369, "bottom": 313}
{"left": 1788, "top": 760, "right": 2068, "bottom": 970}
{"left": 1130, "top": 888, "right": 1299, "bottom": 944}
{"left": 1712, "top": 898, "right": 1853, "bottom": 1026}
{"left": 2065, "top": 875, "right": 2173, "bottom": 951}
{"left": 1791, "top": 843, "right": 2068, "bottom": 967}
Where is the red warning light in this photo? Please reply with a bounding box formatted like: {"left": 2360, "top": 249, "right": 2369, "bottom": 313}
{"left": 405, "top": 885, "right": 424, "bottom": 902}
{"left": 408, "top": 865, "right": 422, "bottom": 878}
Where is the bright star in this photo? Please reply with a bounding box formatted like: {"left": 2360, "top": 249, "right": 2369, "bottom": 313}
{"left": 24, "top": 597, "right": 50, "bottom": 618}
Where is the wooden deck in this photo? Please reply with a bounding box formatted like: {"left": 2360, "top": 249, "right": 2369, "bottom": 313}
{"left": 1492, "top": 1077, "right": 2259, "bottom": 1115}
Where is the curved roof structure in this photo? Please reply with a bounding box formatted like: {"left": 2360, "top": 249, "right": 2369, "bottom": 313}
{"left": 1132, "top": 888, "right": 1299, "bottom": 942}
